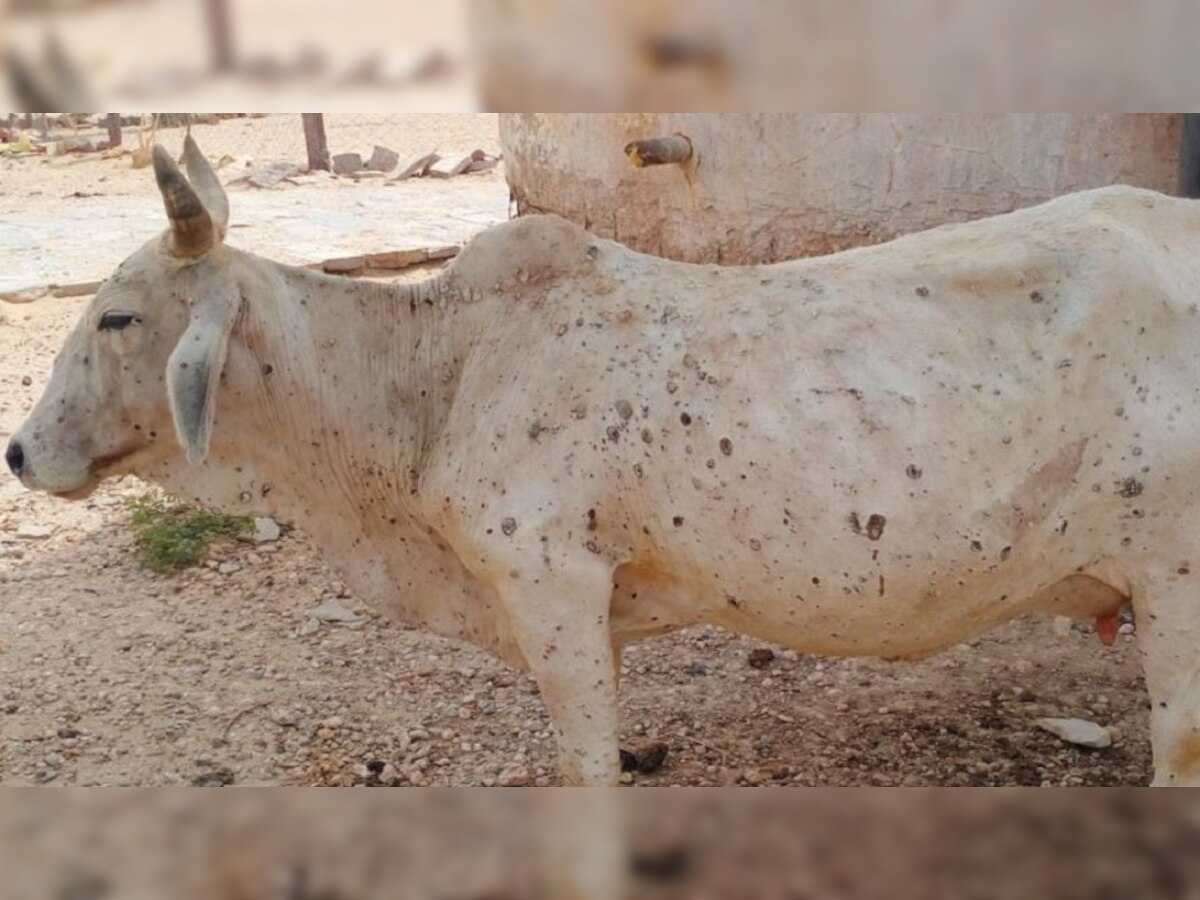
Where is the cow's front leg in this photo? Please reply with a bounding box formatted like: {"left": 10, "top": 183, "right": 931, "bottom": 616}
{"left": 495, "top": 558, "right": 621, "bottom": 787}
{"left": 1133, "top": 560, "right": 1200, "bottom": 785}
{"left": 496, "top": 562, "right": 627, "bottom": 893}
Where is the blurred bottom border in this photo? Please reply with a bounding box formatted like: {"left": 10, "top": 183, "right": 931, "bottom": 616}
{"left": 1, "top": 787, "right": 1196, "bottom": 899}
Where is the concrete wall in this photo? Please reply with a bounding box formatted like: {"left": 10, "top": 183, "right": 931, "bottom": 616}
{"left": 501, "top": 114, "right": 1182, "bottom": 264}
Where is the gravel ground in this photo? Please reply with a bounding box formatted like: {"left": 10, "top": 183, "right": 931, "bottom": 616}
{"left": 0, "top": 114, "right": 1155, "bottom": 785}
{"left": 0, "top": 113, "right": 501, "bottom": 216}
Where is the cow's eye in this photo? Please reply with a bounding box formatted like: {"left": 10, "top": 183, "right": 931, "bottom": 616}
{"left": 98, "top": 313, "right": 141, "bottom": 332}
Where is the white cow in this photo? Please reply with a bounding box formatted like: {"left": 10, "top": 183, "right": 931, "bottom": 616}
{"left": 10, "top": 140, "right": 1200, "bottom": 788}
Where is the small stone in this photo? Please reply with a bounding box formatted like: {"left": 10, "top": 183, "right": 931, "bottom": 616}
{"left": 497, "top": 764, "right": 531, "bottom": 787}
{"left": 687, "top": 661, "right": 709, "bottom": 676}
{"left": 270, "top": 708, "right": 300, "bottom": 727}
{"left": 426, "top": 154, "right": 475, "bottom": 178}
{"left": 1051, "top": 616, "right": 1074, "bottom": 638}
{"left": 1036, "top": 717, "right": 1112, "bottom": 749}
{"left": 392, "top": 150, "right": 440, "bottom": 180}
{"left": 15, "top": 523, "right": 54, "bottom": 540}
{"left": 239, "top": 161, "right": 301, "bottom": 188}
{"left": 308, "top": 601, "right": 363, "bottom": 624}
{"left": 21, "top": 375, "right": 33, "bottom": 386}
{"left": 367, "top": 145, "right": 400, "bottom": 172}
{"left": 218, "top": 562, "right": 241, "bottom": 575}
{"left": 1118, "top": 622, "right": 1135, "bottom": 635}
{"left": 243, "top": 516, "right": 281, "bottom": 543}
{"left": 332, "top": 152, "right": 364, "bottom": 175}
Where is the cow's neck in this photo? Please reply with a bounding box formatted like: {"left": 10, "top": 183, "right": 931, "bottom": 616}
{"left": 161, "top": 258, "right": 478, "bottom": 532}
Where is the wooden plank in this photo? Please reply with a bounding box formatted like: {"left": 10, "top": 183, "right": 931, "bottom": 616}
{"left": 52, "top": 281, "right": 105, "bottom": 298}
{"left": 365, "top": 249, "right": 428, "bottom": 269}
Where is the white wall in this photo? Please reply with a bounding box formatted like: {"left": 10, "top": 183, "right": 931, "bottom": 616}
{"left": 502, "top": 114, "right": 1181, "bottom": 263}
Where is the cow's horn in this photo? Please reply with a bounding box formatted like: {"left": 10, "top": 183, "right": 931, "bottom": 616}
{"left": 182, "top": 134, "right": 229, "bottom": 238}
{"left": 153, "top": 144, "right": 214, "bottom": 258}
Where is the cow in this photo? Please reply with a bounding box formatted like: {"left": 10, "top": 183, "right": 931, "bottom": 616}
{"left": 9, "top": 138, "right": 1200, "bottom": 790}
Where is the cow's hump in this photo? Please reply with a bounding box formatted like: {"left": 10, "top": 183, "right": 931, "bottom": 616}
{"left": 448, "top": 215, "right": 601, "bottom": 293}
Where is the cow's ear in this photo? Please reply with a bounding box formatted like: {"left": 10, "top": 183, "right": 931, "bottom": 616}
{"left": 167, "top": 282, "right": 241, "bottom": 464}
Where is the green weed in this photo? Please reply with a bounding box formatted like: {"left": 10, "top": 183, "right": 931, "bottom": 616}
{"left": 125, "top": 492, "right": 252, "bottom": 573}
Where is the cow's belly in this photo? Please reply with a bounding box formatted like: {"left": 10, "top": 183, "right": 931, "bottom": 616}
{"left": 610, "top": 551, "right": 1129, "bottom": 659}
{"left": 610, "top": 423, "right": 1135, "bottom": 659}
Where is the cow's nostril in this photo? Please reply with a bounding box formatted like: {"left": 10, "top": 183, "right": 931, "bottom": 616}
{"left": 5, "top": 440, "right": 24, "bottom": 477}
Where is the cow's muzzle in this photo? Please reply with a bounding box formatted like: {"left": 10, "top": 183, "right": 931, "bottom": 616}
{"left": 5, "top": 438, "right": 24, "bottom": 477}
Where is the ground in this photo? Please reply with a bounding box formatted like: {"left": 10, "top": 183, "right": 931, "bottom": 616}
{"left": 0, "top": 116, "right": 1153, "bottom": 787}
{"left": 1, "top": 114, "right": 509, "bottom": 291}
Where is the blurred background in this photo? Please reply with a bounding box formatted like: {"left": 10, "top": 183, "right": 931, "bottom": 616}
{"left": 3, "top": 789, "right": 1200, "bottom": 899}
{"left": 3, "top": 0, "right": 471, "bottom": 111}
{"left": 3, "top": 0, "right": 1199, "bottom": 111}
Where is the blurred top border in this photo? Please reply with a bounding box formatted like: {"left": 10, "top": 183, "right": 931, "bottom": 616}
{"left": 3, "top": 0, "right": 1199, "bottom": 112}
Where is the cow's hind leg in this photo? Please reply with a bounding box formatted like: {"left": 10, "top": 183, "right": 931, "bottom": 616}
{"left": 1132, "top": 558, "right": 1200, "bottom": 785}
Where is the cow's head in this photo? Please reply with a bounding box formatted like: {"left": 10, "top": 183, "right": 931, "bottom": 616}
{"left": 6, "top": 136, "right": 241, "bottom": 498}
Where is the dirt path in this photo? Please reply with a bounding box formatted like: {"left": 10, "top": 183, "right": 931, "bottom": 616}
{"left": 0, "top": 114, "right": 506, "bottom": 291}
{"left": 0, "top": 113, "right": 1153, "bottom": 786}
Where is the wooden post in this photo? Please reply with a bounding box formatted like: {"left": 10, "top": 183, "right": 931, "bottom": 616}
{"left": 302, "top": 113, "right": 331, "bottom": 171}
{"left": 1180, "top": 114, "right": 1200, "bottom": 198}
{"left": 105, "top": 113, "right": 122, "bottom": 147}
{"left": 206, "top": 0, "right": 236, "bottom": 73}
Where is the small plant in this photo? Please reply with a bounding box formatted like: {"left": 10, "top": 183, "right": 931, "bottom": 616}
{"left": 126, "top": 491, "right": 251, "bottom": 573}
